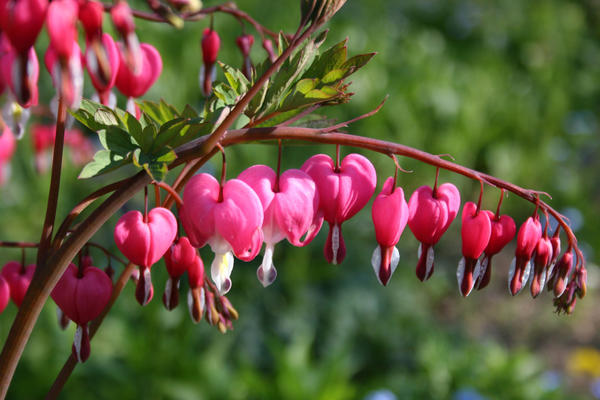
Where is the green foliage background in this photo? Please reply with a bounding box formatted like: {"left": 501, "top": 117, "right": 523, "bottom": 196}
{"left": 1, "top": 0, "right": 599, "bottom": 399}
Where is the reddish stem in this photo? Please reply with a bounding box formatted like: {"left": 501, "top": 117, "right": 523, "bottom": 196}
{"left": 494, "top": 188, "right": 505, "bottom": 220}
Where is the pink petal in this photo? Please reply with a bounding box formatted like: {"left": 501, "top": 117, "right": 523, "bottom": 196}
{"left": 75, "top": 266, "right": 113, "bottom": 324}
{"left": 372, "top": 177, "right": 409, "bottom": 247}
{"left": 181, "top": 173, "right": 219, "bottom": 247}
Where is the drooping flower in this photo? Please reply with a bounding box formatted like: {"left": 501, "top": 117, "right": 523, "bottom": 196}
{"left": 0, "top": 0, "right": 47, "bottom": 54}
{"left": 370, "top": 177, "right": 409, "bottom": 286}
{"left": 114, "top": 207, "right": 177, "bottom": 305}
{"left": 110, "top": 0, "right": 142, "bottom": 74}
{"left": 262, "top": 39, "right": 277, "bottom": 63}
{"left": 0, "top": 126, "right": 16, "bottom": 185}
{"left": 238, "top": 165, "right": 321, "bottom": 287}
{"left": 236, "top": 34, "right": 254, "bottom": 79}
{"left": 550, "top": 249, "right": 573, "bottom": 298}
{"left": 457, "top": 202, "right": 491, "bottom": 296}
{"left": 530, "top": 233, "right": 553, "bottom": 298}
{"left": 51, "top": 263, "right": 112, "bottom": 362}
{"left": 163, "top": 236, "right": 197, "bottom": 310}
{"left": 0, "top": 261, "right": 36, "bottom": 307}
{"left": 509, "top": 216, "right": 542, "bottom": 295}
{"left": 86, "top": 33, "right": 120, "bottom": 107}
{"left": 200, "top": 28, "right": 220, "bottom": 96}
{"left": 302, "top": 153, "right": 377, "bottom": 265}
{"left": 115, "top": 42, "right": 162, "bottom": 116}
{"left": 180, "top": 173, "right": 264, "bottom": 294}
{"left": 0, "top": 38, "right": 40, "bottom": 108}
{"left": 473, "top": 210, "right": 515, "bottom": 290}
{"left": 187, "top": 255, "right": 205, "bottom": 323}
{"left": 407, "top": 182, "right": 460, "bottom": 281}
{"left": 0, "top": 275, "right": 9, "bottom": 314}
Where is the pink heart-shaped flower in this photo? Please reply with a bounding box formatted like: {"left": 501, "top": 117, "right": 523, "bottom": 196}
{"left": 371, "top": 176, "right": 409, "bottom": 286}
{"left": 0, "top": 275, "right": 9, "bottom": 314}
{"left": 0, "top": 0, "right": 47, "bottom": 54}
{"left": 51, "top": 263, "right": 113, "bottom": 325}
{"left": 0, "top": 42, "right": 39, "bottom": 107}
{"left": 457, "top": 202, "right": 491, "bottom": 297}
{"left": 78, "top": 0, "right": 104, "bottom": 39}
{"left": 508, "top": 216, "right": 542, "bottom": 295}
{"left": 407, "top": 182, "right": 460, "bottom": 281}
{"left": 114, "top": 207, "right": 177, "bottom": 268}
{"left": 302, "top": 153, "right": 377, "bottom": 264}
{"left": 164, "top": 236, "right": 197, "bottom": 279}
{"left": 530, "top": 235, "right": 553, "bottom": 298}
{"left": 46, "top": 0, "right": 79, "bottom": 59}
{"left": 1, "top": 261, "right": 36, "bottom": 306}
{"left": 115, "top": 42, "right": 162, "bottom": 98}
{"left": 86, "top": 33, "right": 120, "bottom": 94}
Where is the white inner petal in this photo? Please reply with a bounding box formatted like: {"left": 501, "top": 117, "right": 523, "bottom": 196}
{"left": 456, "top": 256, "right": 465, "bottom": 293}
{"left": 426, "top": 246, "right": 434, "bottom": 277}
{"left": 211, "top": 251, "right": 234, "bottom": 294}
{"left": 331, "top": 224, "right": 340, "bottom": 265}
{"left": 258, "top": 243, "right": 278, "bottom": 287}
{"left": 73, "top": 325, "right": 83, "bottom": 363}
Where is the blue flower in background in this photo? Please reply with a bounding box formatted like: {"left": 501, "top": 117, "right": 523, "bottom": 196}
{"left": 364, "top": 389, "right": 397, "bottom": 400}
{"left": 453, "top": 388, "right": 489, "bottom": 400}
{"left": 591, "top": 378, "right": 600, "bottom": 399}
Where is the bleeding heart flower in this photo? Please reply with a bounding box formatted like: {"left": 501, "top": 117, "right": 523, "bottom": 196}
{"left": 111, "top": 0, "right": 141, "bottom": 74}
{"left": 46, "top": 0, "right": 79, "bottom": 58}
{"left": 115, "top": 42, "right": 162, "bottom": 115}
{"left": 163, "top": 236, "right": 197, "bottom": 310}
{"left": 51, "top": 263, "right": 112, "bottom": 362}
{"left": 262, "top": 39, "right": 277, "bottom": 63}
{"left": 550, "top": 249, "right": 573, "bottom": 298}
{"left": 1, "top": 261, "right": 36, "bottom": 306}
{"left": 473, "top": 210, "right": 516, "bottom": 290}
{"left": 0, "top": 0, "right": 48, "bottom": 54}
{"left": 530, "top": 234, "right": 553, "bottom": 298}
{"left": 546, "top": 230, "right": 561, "bottom": 281}
{"left": 236, "top": 34, "right": 254, "bottom": 79}
{"left": 187, "top": 256, "right": 205, "bottom": 323}
{"left": 238, "top": 165, "right": 321, "bottom": 287}
{"left": 456, "top": 202, "right": 491, "bottom": 296}
{"left": 200, "top": 28, "right": 220, "bottom": 96}
{"left": 508, "top": 216, "right": 542, "bottom": 295}
{"left": 0, "top": 275, "right": 9, "bottom": 314}
{"left": 79, "top": 0, "right": 104, "bottom": 39}
{"left": 180, "top": 173, "right": 264, "bottom": 294}
{"left": 302, "top": 153, "right": 377, "bottom": 265}
{"left": 0, "top": 40, "right": 39, "bottom": 108}
{"left": 0, "top": 126, "right": 16, "bottom": 185}
{"left": 114, "top": 207, "right": 177, "bottom": 305}
{"left": 407, "top": 182, "right": 460, "bottom": 281}
{"left": 370, "top": 177, "right": 408, "bottom": 286}
{"left": 44, "top": 41, "right": 84, "bottom": 109}
{"left": 86, "top": 33, "right": 120, "bottom": 105}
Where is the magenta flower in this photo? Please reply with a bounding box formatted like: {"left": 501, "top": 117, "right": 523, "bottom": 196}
{"left": 236, "top": 34, "right": 254, "bottom": 79}
{"left": 302, "top": 153, "right": 377, "bottom": 265}
{"left": 509, "top": 216, "right": 542, "bottom": 295}
{"left": 550, "top": 249, "right": 573, "bottom": 298}
{"left": 114, "top": 207, "right": 177, "bottom": 305}
{"left": 1, "top": 261, "right": 35, "bottom": 307}
{"left": 473, "top": 210, "right": 515, "bottom": 290}
{"left": 0, "top": 0, "right": 47, "bottom": 54}
{"left": 407, "top": 182, "right": 460, "bottom": 281}
{"left": 163, "top": 236, "right": 198, "bottom": 310}
{"left": 86, "top": 33, "right": 120, "bottom": 107}
{"left": 180, "top": 173, "right": 264, "bottom": 294}
{"left": 371, "top": 177, "right": 409, "bottom": 286}
{"left": 111, "top": 0, "right": 142, "bottom": 74}
{"left": 530, "top": 235, "right": 553, "bottom": 298}
{"left": 238, "top": 165, "right": 321, "bottom": 287}
{"left": 0, "top": 38, "right": 39, "bottom": 108}
{"left": 0, "top": 274, "right": 9, "bottom": 314}
{"left": 115, "top": 42, "right": 162, "bottom": 116}
{"left": 51, "top": 263, "right": 112, "bottom": 362}
{"left": 457, "top": 202, "right": 491, "bottom": 296}
{"left": 200, "top": 28, "right": 221, "bottom": 96}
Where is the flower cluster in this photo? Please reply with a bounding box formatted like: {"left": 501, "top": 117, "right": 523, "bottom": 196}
{"left": 0, "top": 0, "right": 162, "bottom": 133}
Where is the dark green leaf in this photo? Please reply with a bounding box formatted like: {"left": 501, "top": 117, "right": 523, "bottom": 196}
{"left": 78, "top": 150, "right": 129, "bottom": 179}
{"left": 98, "top": 127, "right": 137, "bottom": 156}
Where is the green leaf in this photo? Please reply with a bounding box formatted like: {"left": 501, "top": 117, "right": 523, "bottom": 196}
{"left": 138, "top": 100, "right": 180, "bottom": 125}
{"left": 78, "top": 150, "right": 129, "bottom": 179}
{"left": 71, "top": 109, "right": 103, "bottom": 131}
{"left": 341, "top": 52, "right": 376, "bottom": 73}
{"left": 303, "top": 38, "right": 347, "bottom": 79}
{"left": 181, "top": 104, "right": 199, "bottom": 119}
{"left": 151, "top": 118, "right": 187, "bottom": 152}
{"left": 296, "top": 78, "right": 319, "bottom": 94}
{"left": 247, "top": 79, "right": 269, "bottom": 117}
{"left": 98, "top": 127, "right": 137, "bottom": 156}
{"left": 143, "top": 162, "right": 168, "bottom": 182}
{"left": 322, "top": 68, "right": 346, "bottom": 84}
{"left": 141, "top": 124, "right": 158, "bottom": 151}
{"left": 220, "top": 62, "right": 250, "bottom": 94}
{"left": 122, "top": 112, "right": 144, "bottom": 146}
{"left": 94, "top": 108, "right": 120, "bottom": 127}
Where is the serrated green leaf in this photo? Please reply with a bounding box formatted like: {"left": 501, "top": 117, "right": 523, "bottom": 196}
{"left": 277, "top": 32, "right": 289, "bottom": 56}
{"left": 78, "top": 150, "right": 129, "bottom": 179}
{"left": 247, "top": 78, "right": 269, "bottom": 117}
{"left": 213, "top": 83, "right": 238, "bottom": 105}
{"left": 181, "top": 104, "right": 198, "bottom": 119}
{"left": 71, "top": 108, "right": 103, "bottom": 131}
{"left": 122, "top": 112, "right": 143, "bottom": 146}
{"left": 98, "top": 126, "right": 137, "bottom": 156}
{"left": 94, "top": 108, "right": 119, "bottom": 126}
{"left": 341, "top": 52, "right": 375, "bottom": 73}
{"left": 296, "top": 78, "right": 319, "bottom": 94}
{"left": 141, "top": 124, "right": 158, "bottom": 151}
{"left": 322, "top": 68, "right": 346, "bottom": 84}
{"left": 151, "top": 118, "right": 186, "bottom": 152}
{"left": 138, "top": 100, "right": 179, "bottom": 125}
{"left": 220, "top": 62, "right": 250, "bottom": 94}
{"left": 303, "top": 38, "right": 347, "bottom": 79}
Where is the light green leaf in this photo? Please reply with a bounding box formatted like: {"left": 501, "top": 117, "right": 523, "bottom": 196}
{"left": 78, "top": 150, "right": 129, "bottom": 179}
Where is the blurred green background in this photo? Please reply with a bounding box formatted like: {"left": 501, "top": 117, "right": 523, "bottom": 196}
{"left": 1, "top": 0, "right": 600, "bottom": 399}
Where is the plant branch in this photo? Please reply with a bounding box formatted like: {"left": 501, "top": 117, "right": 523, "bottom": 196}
{"left": 0, "top": 241, "right": 39, "bottom": 249}
{"left": 37, "top": 97, "right": 67, "bottom": 265}
{"left": 45, "top": 262, "right": 136, "bottom": 400}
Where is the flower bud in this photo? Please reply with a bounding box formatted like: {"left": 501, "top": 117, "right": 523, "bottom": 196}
{"left": 474, "top": 211, "right": 515, "bottom": 290}
{"left": 508, "top": 216, "right": 541, "bottom": 295}
{"left": 552, "top": 249, "right": 573, "bottom": 298}
{"left": 530, "top": 235, "right": 552, "bottom": 298}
